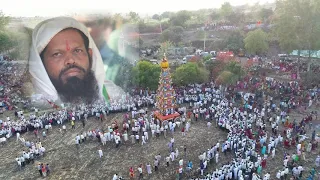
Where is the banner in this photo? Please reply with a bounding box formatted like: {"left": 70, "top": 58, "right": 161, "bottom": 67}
{"left": 102, "top": 85, "right": 110, "bottom": 103}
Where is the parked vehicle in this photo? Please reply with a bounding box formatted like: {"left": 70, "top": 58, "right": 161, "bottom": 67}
{"left": 149, "top": 59, "right": 158, "bottom": 64}
{"left": 183, "top": 55, "right": 195, "bottom": 62}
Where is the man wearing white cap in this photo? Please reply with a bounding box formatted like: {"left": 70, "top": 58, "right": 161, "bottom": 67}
{"left": 28, "top": 17, "right": 106, "bottom": 104}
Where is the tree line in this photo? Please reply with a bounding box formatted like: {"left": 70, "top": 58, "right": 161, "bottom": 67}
{"left": 0, "top": 11, "right": 31, "bottom": 60}
{"left": 129, "top": 59, "right": 245, "bottom": 91}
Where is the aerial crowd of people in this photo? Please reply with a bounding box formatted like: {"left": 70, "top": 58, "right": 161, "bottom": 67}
{"left": 0, "top": 55, "right": 319, "bottom": 180}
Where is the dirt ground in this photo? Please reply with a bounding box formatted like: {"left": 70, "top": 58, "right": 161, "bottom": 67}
{"left": 0, "top": 105, "right": 319, "bottom": 180}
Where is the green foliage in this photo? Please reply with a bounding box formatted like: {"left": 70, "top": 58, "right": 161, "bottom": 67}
{"left": 0, "top": 12, "right": 30, "bottom": 60}
{"left": 209, "top": 60, "right": 227, "bottom": 78}
{"left": 205, "top": 59, "right": 245, "bottom": 85}
{"left": 272, "top": 0, "right": 320, "bottom": 55}
{"left": 158, "top": 41, "right": 174, "bottom": 58}
{"left": 139, "top": 37, "right": 144, "bottom": 47}
{"left": 209, "top": 11, "right": 220, "bottom": 21}
{"left": 224, "top": 61, "right": 245, "bottom": 77}
{"left": 244, "top": 28, "right": 269, "bottom": 55}
{"left": 259, "top": 8, "right": 274, "bottom": 22}
{"left": 128, "top": 11, "right": 140, "bottom": 23}
{"left": 214, "top": 61, "right": 245, "bottom": 85}
{"left": 132, "top": 61, "right": 161, "bottom": 90}
{"left": 152, "top": 14, "right": 160, "bottom": 20}
{"left": 0, "top": 11, "right": 10, "bottom": 31}
{"left": 202, "top": 55, "right": 212, "bottom": 62}
{"left": 0, "top": 31, "right": 13, "bottom": 53}
{"left": 161, "top": 11, "right": 175, "bottom": 19}
{"left": 160, "top": 26, "right": 184, "bottom": 44}
{"left": 219, "top": 2, "right": 233, "bottom": 19}
{"left": 138, "top": 20, "right": 147, "bottom": 30}
{"left": 226, "top": 31, "right": 244, "bottom": 53}
{"left": 172, "top": 63, "right": 209, "bottom": 86}
{"left": 187, "top": 9, "right": 211, "bottom": 25}
{"left": 226, "top": 11, "right": 245, "bottom": 25}
{"left": 216, "top": 71, "right": 238, "bottom": 85}
{"left": 113, "top": 13, "right": 128, "bottom": 24}
{"left": 169, "top": 10, "right": 191, "bottom": 27}
{"left": 196, "top": 31, "right": 205, "bottom": 39}
{"left": 0, "top": 28, "right": 31, "bottom": 59}
{"left": 113, "top": 59, "right": 134, "bottom": 91}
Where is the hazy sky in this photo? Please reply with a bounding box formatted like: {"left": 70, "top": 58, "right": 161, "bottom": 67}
{"left": 1, "top": 0, "right": 275, "bottom": 17}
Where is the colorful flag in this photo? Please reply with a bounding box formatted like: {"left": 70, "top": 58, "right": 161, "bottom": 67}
{"left": 102, "top": 85, "right": 110, "bottom": 103}
{"left": 46, "top": 99, "right": 59, "bottom": 109}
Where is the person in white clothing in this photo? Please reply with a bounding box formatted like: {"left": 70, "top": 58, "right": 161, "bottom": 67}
{"left": 141, "top": 135, "right": 146, "bottom": 145}
{"left": 98, "top": 148, "right": 103, "bottom": 160}
{"left": 144, "top": 131, "right": 148, "bottom": 141}
{"left": 272, "top": 148, "right": 275, "bottom": 158}
{"left": 215, "top": 152, "right": 219, "bottom": 163}
{"left": 112, "top": 174, "right": 118, "bottom": 180}
{"left": 170, "top": 151, "right": 175, "bottom": 161}
{"left": 276, "top": 170, "right": 281, "bottom": 179}
{"left": 16, "top": 132, "right": 20, "bottom": 142}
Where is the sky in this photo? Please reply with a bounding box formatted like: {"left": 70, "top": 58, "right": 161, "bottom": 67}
{"left": 1, "top": 0, "right": 275, "bottom": 17}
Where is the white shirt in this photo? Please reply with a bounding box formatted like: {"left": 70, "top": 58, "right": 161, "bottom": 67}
{"left": 112, "top": 174, "right": 118, "bottom": 180}
{"left": 98, "top": 149, "right": 103, "bottom": 156}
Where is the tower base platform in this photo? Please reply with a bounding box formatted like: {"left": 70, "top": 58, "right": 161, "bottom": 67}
{"left": 154, "top": 111, "right": 180, "bottom": 121}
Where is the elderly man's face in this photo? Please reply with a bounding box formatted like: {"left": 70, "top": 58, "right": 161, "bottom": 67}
{"left": 41, "top": 28, "right": 99, "bottom": 104}
{"left": 42, "top": 29, "right": 92, "bottom": 85}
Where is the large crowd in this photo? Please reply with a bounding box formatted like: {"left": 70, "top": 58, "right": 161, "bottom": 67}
{"left": 0, "top": 59, "right": 30, "bottom": 113}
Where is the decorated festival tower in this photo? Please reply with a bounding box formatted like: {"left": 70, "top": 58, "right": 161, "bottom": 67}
{"left": 154, "top": 54, "right": 180, "bottom": 121}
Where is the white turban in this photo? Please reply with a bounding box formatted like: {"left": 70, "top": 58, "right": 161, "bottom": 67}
{"left": 28, "top": 16, "right": 105, "bottom": 102}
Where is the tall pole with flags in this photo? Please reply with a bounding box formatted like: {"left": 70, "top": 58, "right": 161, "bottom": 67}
{"left": 204, "top": 30, "right": 206, "bottom": 51}
{"left": 204, "top": 20, "right": 209, "bottom": 51}
{"left": 158, "top": 15, "right": 163, "bottom": 33}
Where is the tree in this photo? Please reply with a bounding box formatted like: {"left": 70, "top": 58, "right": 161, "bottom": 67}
{"left": 219, "top": 2, "right": 233, "bottom": 19}
{"left": 226, "top": 11, "right": 245, "bottom": 25}
{"left": 226, "top": 30, "right": 244, "bottom": 53}
{"left": 193, "top": 9, "right": 208, "bottom": 24}
{"left": 113, "top": 13, "right": 128, "bottom": 23}
{"left": 259, "top": 8, "right": 274, "bottom": 22}
{"left": 161, "top": 11, "right": 174, "bottom": 19}
{"left": 158, "top": 41, "right": 174, "bottom": 58}
{"left": 205, "top": 60, "right": 226, "bottom": 78}
{"left": 138, "top": 20, "right": 147, "bottom": 31}
{"left": 0, "top": 11, "right": 10, "bottom": 31}
{"left": 0, "top": 31, "right": 12, "bottom": 53}
{"left": 8, "top": 32, "right": 29, "bottom": 60}
{"left": 216, "top": 71, "right": 238, "bottom": 85}
{"left": 169, "top": 10, "right": 191, "bottom": 27}
{"left": 202, "top": 54, "right": 212, "bottom": 62}
{"left": 244, "top": 28, "right": 269, "bottom": 55}
{"left": 272, "top": 0, "right": 320, "bottom": 71}
{"left": 132, "top": 61, "right": 161, "bottom": 90}
{"left": 128, "top": 11, "right": 140, "bottom": 23}
{"left": 215, "top": 61, "right": 245, "bottom": 85}
{"left": 139, "top": 37, "right": 144, "bottom": 47}
{"left": 152, "top": 14, "right": 160, "bottom": 20}
{"left": 209, "top": 10, "right": 220, "bottom": 21}
{"left": 160, "top": 26, "right": 184, "bottom": 44}
{"left": 114, "top": 61, "right": 133, "bottom": 91}
{"left": 224, "top": 61, "right": 245, "bottom": 78}
{"left": 172, "top": 63, "right": 209, "bottom": 86}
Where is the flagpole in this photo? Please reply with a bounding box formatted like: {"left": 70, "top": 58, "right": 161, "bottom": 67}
{"left": 204, "top": 30, "right": 206, "bottom": 51}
